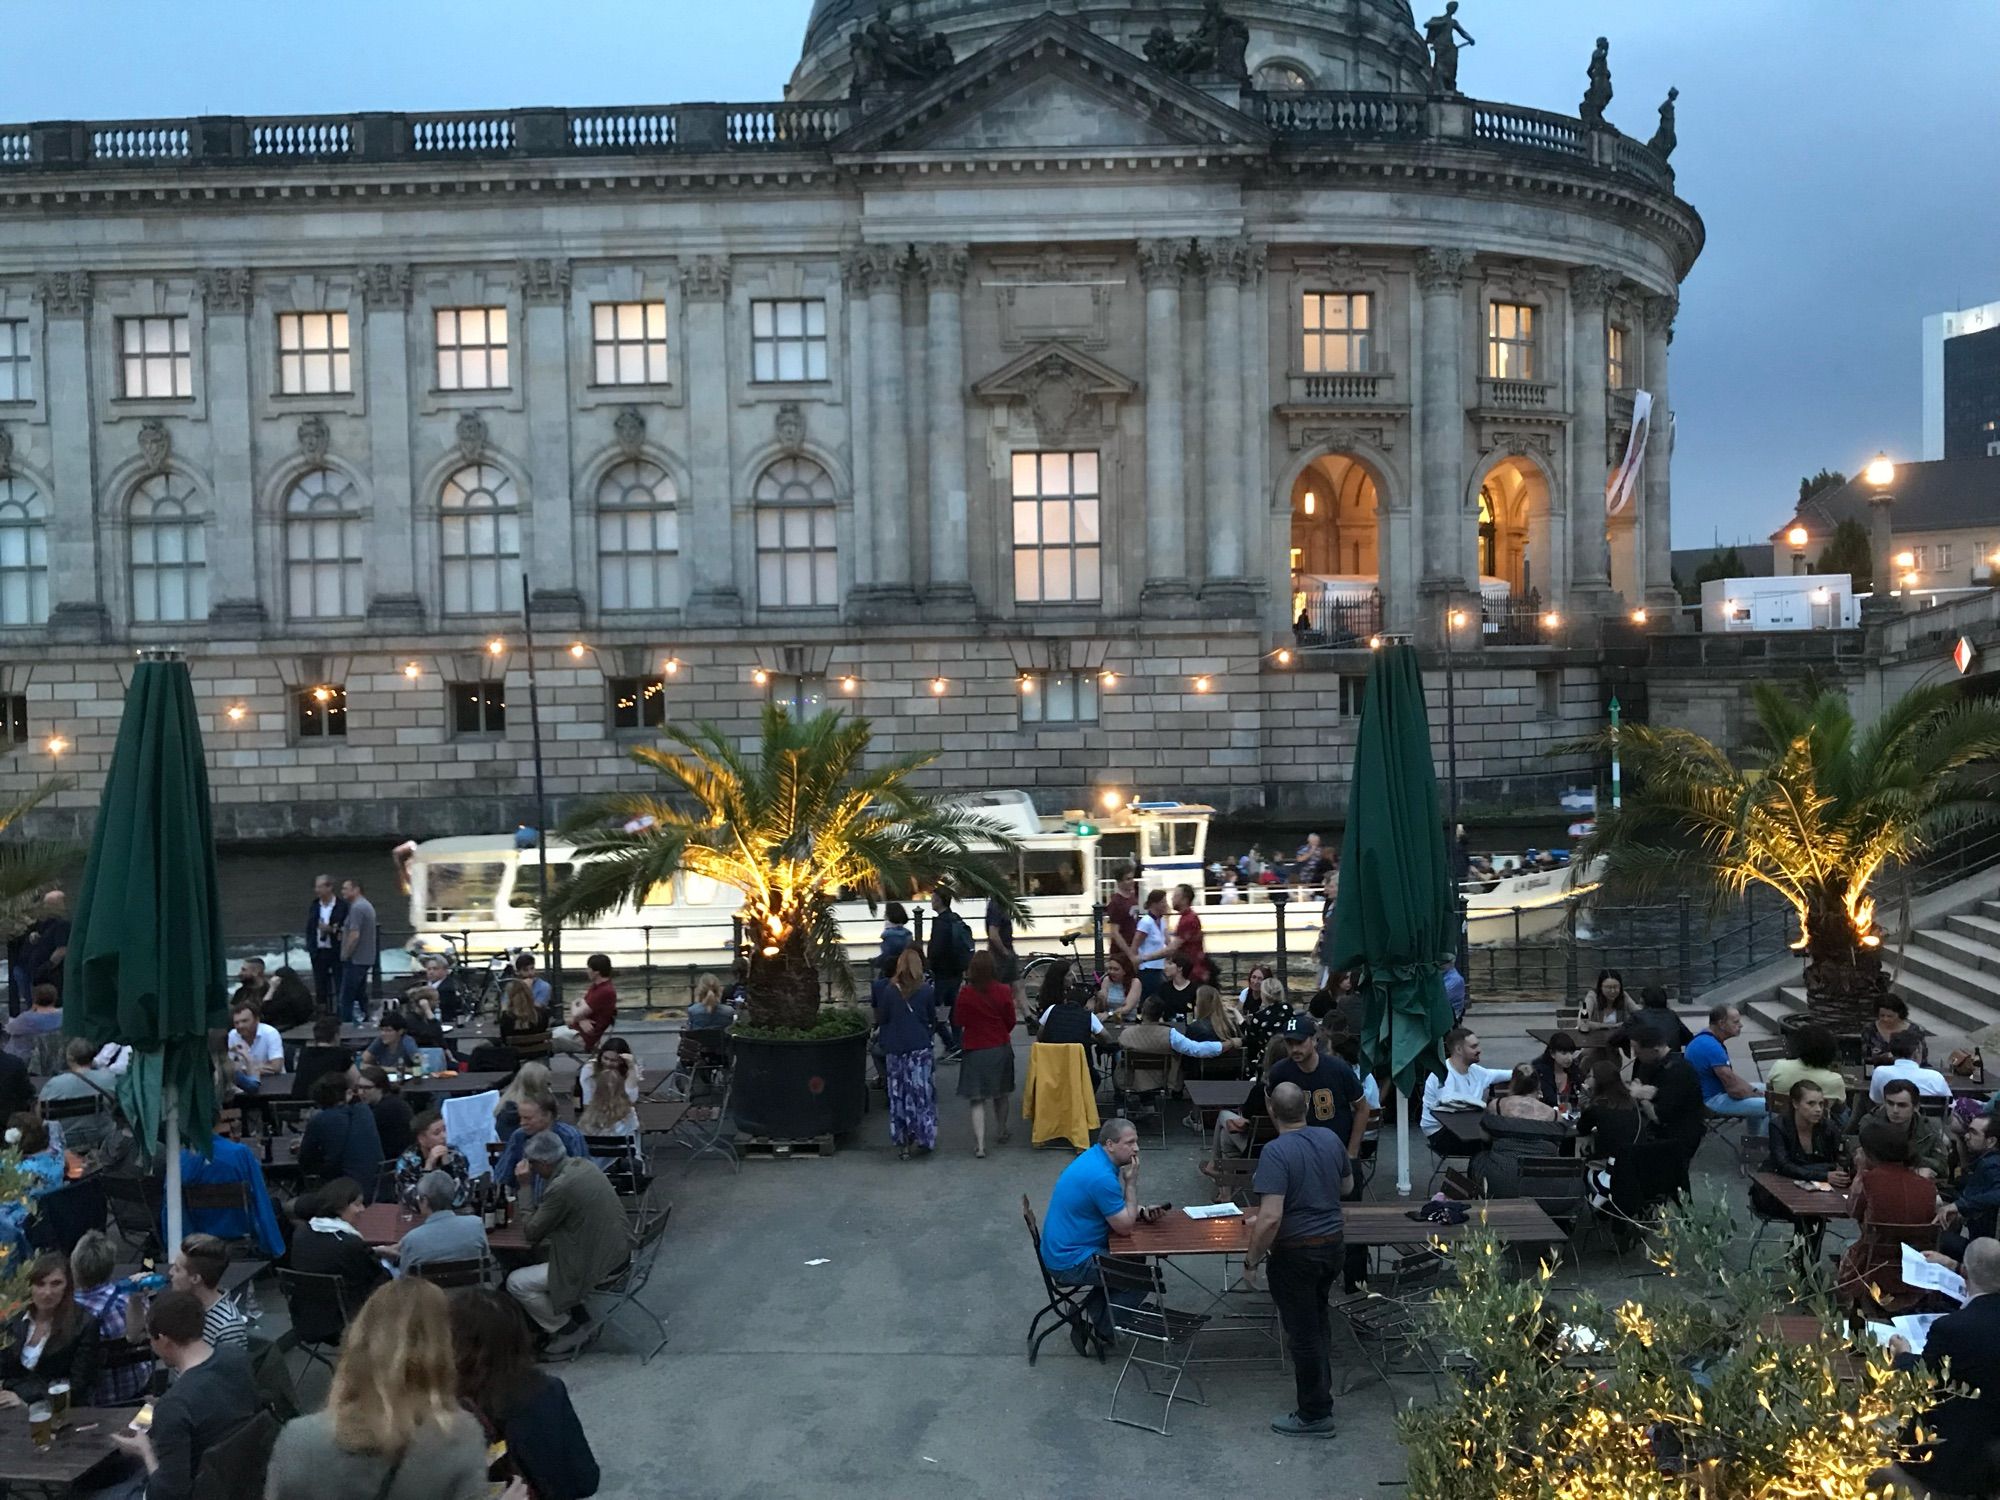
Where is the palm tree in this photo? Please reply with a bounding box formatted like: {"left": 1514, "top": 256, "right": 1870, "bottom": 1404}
{"left": 539, "top": 706, "right": 1024, "bottom": 1031}
{"left": 1575, "top": 682, "right": 2000, "bottom": 1026}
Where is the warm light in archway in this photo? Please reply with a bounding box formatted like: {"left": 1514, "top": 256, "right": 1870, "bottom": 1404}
{"left": 1541, "top": 611, "right": 1562, "bottom": 630}
{"left": 1629, "top": 609, "right": 1647, "bottom": 626}
{"left": 1302, "top": 491, "right": 1316, "bottom": 516}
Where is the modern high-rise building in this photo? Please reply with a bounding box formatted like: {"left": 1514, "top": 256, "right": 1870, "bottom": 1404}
{"left": 1923, "top": 298, "right": 2000, "bottom": 461}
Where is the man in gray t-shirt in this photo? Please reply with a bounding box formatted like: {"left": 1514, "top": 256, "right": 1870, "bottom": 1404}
{"left": 395, "top": 1171, "right": 490, "bottom": 1271}
{"left": 1243, "top": 1082, "right": 1353, "bottom": 1438}
{"left": 338, "top": 877, "right": 379, "bottom": 1023}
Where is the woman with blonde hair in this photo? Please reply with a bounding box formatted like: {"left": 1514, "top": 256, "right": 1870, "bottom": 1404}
{"left": 497, "top": 977, "right": 550, "bottom": 1059}
{"left": 1186, "top": 985, "right": 1239, "bottom": 1047}
{"left": 494, "top": 1061, "right": 555, "bottom": 1139}
{"left": 577, "top": 1052, "right": 639, "bottom": 1138}
{"left": 871, "top": 947, "right": 938, "bottom": 1160}
{"left": 265, "top": 1276, "right": 515, "bottom": 1500}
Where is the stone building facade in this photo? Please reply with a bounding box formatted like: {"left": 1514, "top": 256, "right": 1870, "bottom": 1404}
{"left": 0, "top": 1, "right": 1701, "bottom": 837}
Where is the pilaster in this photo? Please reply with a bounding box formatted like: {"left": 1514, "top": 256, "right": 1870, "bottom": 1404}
{"left": 1641, "top": 293, "right": 1678, "bottom": 611}
{"left": 1138, "top": 239, "right": 1193, "bottom": 617}
{"left": 358, "top": 263, "right": 423, "bottom": 624}
{"left": 1568, "top": 265, "right": 1614, "bottom": 607}
{"left": 850, "top": 244, "right": 917, "bottom": 620}
{"left": 36, "top": 272, "right": 108, "bottom": 640}
{"left": 681, "top": 255, "right": 741, "bottom": 624}
{"left": 1414, "top": 247, "right": 1472, "bottom": 620}
{"left": 920, "top": 242, "right": 972, "bottom": 614}
{"left": 518, "top": 257, "right": 583, "bottom": 619}
{"left": 1198, "top": 237, "right": 1255, "bottom": 616}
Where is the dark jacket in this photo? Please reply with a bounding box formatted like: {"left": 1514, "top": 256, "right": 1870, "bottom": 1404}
{"left": 1629, "top": 1006, "right": 1695, "bottom": 1051}
{"left": 0, "top": 1050, "right": 32, "bottom": 1123}
{"left": 1956, "top": 1150, "right": 2000, "bottom": 1242}
{"left": 298, "top": 1102, "right": 385, "bottom": 1199}
{"left": 924, "top": 909, "right": 973, "bottom": 980}
{"left": 1763, "top": 1114, "right": 1843, "bottom": 1179}
{"left": 871, "top": 979, "right": 937, "bottom": 1055}
{"left": 1635, "top": 1051, "right": 1705, "bottom": 1145}
{"left": 304, "top": 897, "right": 350, "bottom": 965}
{"left": 1532, "top": 1055, "right": 1579, "bottom": 1109}
{"left": 285, "top": 1225, "right": 390, "bottom": 1344}
{"left": 0, "top": 1307, "right": 100, "bottom": 1401}
{"left": 1899, "top": 1292, "right": 2000, "bottom": 1495}
{"left": 489, "top": 1372, "right": 601, "bottom": 1500}
{"left": 369, "top": 1094, "right": 414, "bottom": 1160}
{"left": 146, "top": 1345, "right": 261, "bottom": 1500}
{"left": 291, "top": 1046, "right": 355, "bottom": 1104}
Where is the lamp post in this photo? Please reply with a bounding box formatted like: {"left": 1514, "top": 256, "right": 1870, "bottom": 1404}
{"left": 518, "top": 573, "right": 562, "bottom": 1003}
{"left": 1608, "top": 695, "right": 1622, "bottom": 812}
{"left": 1785, "top": 524, "right": 1809, "bottom": 577}
{"left": 1442, "top": 607, "right": 1465, "bottom": 838}
{"left": 1864, "top": 452, "right": 1896, "bottom": 609}
{"left": 1269, "top": 887, "right": 1290, "bottom": 989}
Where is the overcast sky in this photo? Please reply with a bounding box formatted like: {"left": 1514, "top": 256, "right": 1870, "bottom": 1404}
{"left": 8, "top": 0, "right": 1996, "bottom": 549}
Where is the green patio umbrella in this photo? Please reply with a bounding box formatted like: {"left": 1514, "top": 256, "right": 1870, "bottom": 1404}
{"left": 66, "top": 651, "right": 228, "bottom": 1250}
{"left": 1327, "top": 643, "right": 1458, "bottom": 1196}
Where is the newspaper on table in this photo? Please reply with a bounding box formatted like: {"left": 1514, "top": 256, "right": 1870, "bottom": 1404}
{"left": 1183, "top": 1202, "right": 1243, "bottom": 1220}
{"left": 1864, "top": 1314, "right": 1944, "bottom": 1353}
{"left": 1901, "top": 1242, "right": 1968, "bottom": 1304}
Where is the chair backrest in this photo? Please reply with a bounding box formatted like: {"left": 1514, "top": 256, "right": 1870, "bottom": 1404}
{"left": 1555, "top": 1007, "right": 1581, "bottom": 1030}
{"left": 274, "top": 1268, "right": 354, "bottom": 1342}
{"left": 1020, "top": 1194, "right": 1041, "bottom": 1254}
{"left": 1748, "top": 1039, "right": 1788, "bottom": 1064}
{"left": 184, "top": 1180, "right": 251, "bottom": 1213}
{"left": 1205, "top": 1155, "right": 1257, "bottom": 1205}
{"left": 1513, "top": 1154, "right": 1588, "bottom": 1217}
{"left": 40, "top": 1093, "right": 110, "bottom": 1122}
{"left": 1095, "top": 1254, "right": 1164, "bottom": 1301}
{"left": 407, "top": 1256, "right": 495, "bottom": 1291}
{"left": 103, "top": 1174, "right": 166, "bottom": 1238}
{"left": 193, "top": 1407, "right": 281, "bottom": 1500}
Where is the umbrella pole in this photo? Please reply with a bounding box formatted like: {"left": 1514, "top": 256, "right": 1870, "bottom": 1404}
{"left": 164, "top": 1084, "right": 184, "bottom": 1253}
{"left": 1396, "top": 1085, "right": 1412, "bottom": 1197}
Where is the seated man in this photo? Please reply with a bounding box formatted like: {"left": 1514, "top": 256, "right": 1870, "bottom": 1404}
{"left": 226, "top": 1000, "right": 285, "bottom": 1095}
{"left": 1419, "top": 1026, "right": 1510, "bottom": 1153}
{"left": 490, "top": 1094, "right": 589, "bottom": 1202}
{"left": 39, "top": 1038, "right": 121, "bottom": 1156}
{"left": 104, "top": 1289, "right": 259, "bottom": 1500}
{"left": 394, "top": 1170, "right": 490, "bottom": 1273}
{"left": 359, "top": 1011, "right": 419, "bottom": 1072}
{"left": 1877, "top": 1078, "right": 1950, "bottom": 1179}
{"left": 1037, "top": 1116, "right": 1145, "bottom": 1353}
{"left": 553, "top": 953, "right": 619, "bottom": 1054}
{"left": 1942, "top": 1114, "right": 2000, "bottom": 1261}
{"left": 506, "top": 1133, "right": 630, "bottom": 1356}
{"left": 1868, "top": 1028, "right": 1952, "bottom": 1103}
{"left": 70, "top": 1230, "right": 154, "bottom": 1406}
{"left": 1886, "top": 1237, "right": 2000, "bottom": 1499}
{"left": 168, "top": 1234, "right": 249, "bottom": 1353}
{"left": 1687, "top": 1003, "right": 1766, "bottom": 1119}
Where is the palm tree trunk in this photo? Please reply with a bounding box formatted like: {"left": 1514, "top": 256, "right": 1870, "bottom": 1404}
{"left": 1800, "top": 892, "right": 1884, "bottom": 1035}
{"left": 744, "top": 921, "right": 821, "bottom": 1030}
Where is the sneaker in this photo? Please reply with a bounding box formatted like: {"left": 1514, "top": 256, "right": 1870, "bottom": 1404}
{"left": 1270, "top": 1412, "right": 1338, "bottom": 1438}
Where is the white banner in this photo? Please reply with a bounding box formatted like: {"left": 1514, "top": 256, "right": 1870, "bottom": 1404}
{"left": 1606, "top": 388, "right": 1652, "bottom": 516}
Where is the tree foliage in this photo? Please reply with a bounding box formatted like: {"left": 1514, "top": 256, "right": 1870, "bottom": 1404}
{"left": 1816, "top": 518, "right": 1873, "bottom": 592}
{"left": 539, "top": 706, "right": 1024, "bottom": 1030}
{"left": 1798, "top": 468, "right": 1847, "bottom": 506}
{"left": 1677, "top": 547, "right": 1744, "bottom": 604}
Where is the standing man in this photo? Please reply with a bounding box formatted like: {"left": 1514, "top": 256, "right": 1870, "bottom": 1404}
{"left": 1134, "top": 888, "right": 1170, "bottom": 1001}
{"left": 1315, "top": 870, "right": 1340, "bottom": 988}
{"left": 1165, "top": 883, "right": 1208, "bottom": 985}
{"left": 1104, "top": 865, "right": 1141, "bottom": 976}
{"left": 23, "top": 891, "right": 70, "bottom": 1003}
{"left": 1242, "top": 1082, "right": 1352, "bottom": 1437}
{"left": 985, "top": 885, "right": 1019, "bottom": 986}
{"left": 337, "top": 877, "right": 377, "bottom": 1025}
{"left": 305, "top": 874, "right": 348, "bottom": 1016}
{"left": 1687, "top": 1003, "right": 1767, "bottom": 1119}
{"left": 926, "top": 887, "right": 975, "bottom": 1058}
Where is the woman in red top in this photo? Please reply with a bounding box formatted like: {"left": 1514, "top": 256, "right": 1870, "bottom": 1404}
{"left": 1836, "top": 1115, "right": 1940, "bottom": 1313}
{"left": 954, "top": 950, "right": 1018, "bottom": 1158}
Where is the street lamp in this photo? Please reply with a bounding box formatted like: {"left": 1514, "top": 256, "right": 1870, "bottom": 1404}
{"left": 1441, "top": 608, "right": 1465, "bottom": 842}
{"left": 1786, "top": 523, "right": 1810, "bottom": 577}
{"left": 1865, "top": 452, "right": 1897, "bottom": 606}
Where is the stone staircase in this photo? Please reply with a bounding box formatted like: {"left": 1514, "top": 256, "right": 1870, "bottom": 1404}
{"left": 1758, "top": 894, "right": 2000, "bottom": 1044}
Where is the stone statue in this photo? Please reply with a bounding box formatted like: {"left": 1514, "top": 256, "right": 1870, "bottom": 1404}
{"left": 850, "top": 2, "right": 954, "bottom": 92}
{"left": 1579, "top": 36, "right": 1613, "bottom": 128}
{"left": 1141, "top": 0, "right": 1249, "bottom": 82}
{"left": 1422, "top": 2, "right": 1475, "bottom": 95}
{"left": 1649, "top": 85, "right": 1679, "bottom": 160}
{"left": 1143, "top": 25, "right": 1182, "bottom": 71}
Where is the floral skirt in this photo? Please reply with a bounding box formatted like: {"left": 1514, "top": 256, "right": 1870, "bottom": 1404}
{"left": 886, "top": 1049, "right": 939, "bottom": 1149}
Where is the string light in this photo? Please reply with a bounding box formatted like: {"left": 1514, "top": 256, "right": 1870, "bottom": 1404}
{"left": 1368, "top": 635, "right": 1382, "bottom": 650}
{"left": 486, "top": 638, "right": 505, "bottom": 656}
{"left": 1098, "top": 670, "right": 1118, "bottom": 687}
{"left": 1274, "top": 648, "right": 1293, "bottom": 666}
{"left": 930, "top": 676, "right": 948, "bottom": 695}
{"left": 1192, "top": 675, "right": 1212, "bottom": 693}
{"left": 840, "top": 675, "right": 858, "bottom": 694}
{"left": 1018, "top": 674, "right": 1035, "bottom": 693}
{"left": 1542, "top": 611, "right": 1562, "bottom": 630}
{"left": 662, "top": 657, "right": 682, "bottom": 676}
{"left": 1447, "top": 609, "right": 1467, "bottom": 630}
{"left": 568, "top": 642, "right": 587, "bottom": 660}
{"left": 751, "top": 668, "right": 769, "bottom": 686}
{"left": 1101, "top": 789, "right": 1124, "bottom": 811}
{"left": 403, "top": 662, "right": 422, "bottom": 680}
{"left": 311, "top": 686, "right": 332, "bottom": 703}
{"left": 45, "top": 736, "right": 66, "bottom": 757}
{"left": 1628, "top": 609, "right": 1647, "bottom": 626}
{"left": 225, "top": 705, "right": 246, "bottom": 723}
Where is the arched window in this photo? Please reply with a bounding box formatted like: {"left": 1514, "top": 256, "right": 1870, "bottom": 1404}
{"left": 753, "top": 457, "right": 837, "bottom": 609}
{"left": 0, "top": 478, "right": 49, "bottom": 626}
{"left": 595, "top": 459, "right": 681, "bottom": 612}
{"left": 1254, "top": 61, "right": 1314, "bottom": 92}
{"left": 284, "top": 468, "right": 365, "bottom": 620}
{"left": 129, "top": 473, "right": 207, "bottom": 623}
{"left": 439, "top": 463, "right": 521, "bottom": 616}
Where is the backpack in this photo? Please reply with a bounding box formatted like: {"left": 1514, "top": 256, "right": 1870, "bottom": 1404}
{"left": 941, "top": 913, "right": 974, "bottom": 974}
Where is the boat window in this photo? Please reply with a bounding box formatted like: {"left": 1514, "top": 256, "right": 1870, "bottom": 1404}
{"left": 507, "top": 863, "right": 572, "bottom": 910}
{"left": 682, "top": 873, "right": 721, "bottom": 905}
{"left": 641, "top": 881, "right": 675, "bottom": 908}
{"left": 1021, "top": 849, "right": 1085, "bottom": 898}
{"left": 423, "top": 861, "right": 506, "bottom": 924}
{"left": 1144, "top": 821, "right": 1199, "bottom": 859}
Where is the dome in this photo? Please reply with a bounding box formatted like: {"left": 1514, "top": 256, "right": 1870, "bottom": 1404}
{"left": 791, "top": 0, "right": 1432, "bottom": 101}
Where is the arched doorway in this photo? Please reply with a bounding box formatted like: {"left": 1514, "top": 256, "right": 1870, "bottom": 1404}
{"left": 1474, "top": 457, "right": 1548, "bottom": 603}
{"left": 1289, "top": 451, "right": 1381, "bottom": 639}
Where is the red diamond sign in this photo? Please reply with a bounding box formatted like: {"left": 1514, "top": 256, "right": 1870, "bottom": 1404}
{"left": 1954, "top": 636, "right": 1975, "bottom": 674}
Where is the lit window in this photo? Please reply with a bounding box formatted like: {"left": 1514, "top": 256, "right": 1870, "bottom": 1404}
{"left": 283, "top": 469, "right": 365, "bottom": 620}
{"left": 1606, "top": 325, "right": 1627, "bottom": 389}
{"left": 0, "top": 477, "right": 49, "bottom": 626}
{"left": 1020, "top": 670, "right": 1099, "bottom": 726}
{"left": 449, "top": 681, "right": 507, "bottom": 735}
{"left": 119, "top": 316, "right": 192, "bottom": 399}
{"left": 129, "top": 473, "right": 207, "bottom": 622}
{"left": 766, "top": 673, "right": 825, "bottom": 715}
{"left": 295, "top": 684, "right": 347, "bottom": 740}
{"left": 439, "top": 463, "right": 522, "bottom": 615}
{"left": 753, "top": 457, "right": 838, "bottom": 608}
{"left": 1338, "top": 675, "right": 1366, "bottom": 716}
{"left": 0, "top": 694, "right": 24, "bottom": 747}
{"left": 1937, "top": 543, "right": 1952, "bottom": 569}
{"left": 607, "top": 675, "right": 667, "bottom": 731}
{"left": 1302, "top": 293, "right": 1371, "bottom": 374}
{"left": 1486, "top": 302, "right": 1536, "bottom": 381}
{"left": 595, "top": 460, "right": 681, "bottom": 611}
{"left": 750, "top": 299, "right": 828, "bottom": 383}
{"left": 0, "top": 322, "right": 32, "bottom": 403}
{"left": 1913, "top": 547, "right": 1928, "bottom": 569}
{"left": 591, "top": 302, "right": 669, "bottom": 386}
{"left": 1011, "top": 451, "right": 1101, "bottom": 604}
{"left": 434, "top": 307, "right": 509, "bottom": 391}
{"left": 277, "top": 312, "right": 352, "bottom": 395}
{"left": 1254, "top": 61, "right": 1314, "bottom": 91}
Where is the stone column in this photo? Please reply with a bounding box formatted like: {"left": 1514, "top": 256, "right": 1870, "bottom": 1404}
{"left": 681, "top": 255, "right": 741, "bottom": 624}
{"left": 1239, "top": 243, "right": 1270, "bottom": 618}
{"left": 358, "top": 263, "right": 422, "bottom": 625}
{"left": 1414, "top": 247, "right": 1470, "bottom": 643}
{"left": 840, "top": 251, "right": 876, "bottom": 596}
{"left": 921, "top": 242, "right": 972, "bottom": 612}
{"left": 1569, "top": 265, "right": 1615, "bottom": 607}
{"left": 35, "top": 273, "right": 106, "bottom": 639}
{"left": 1199, "top": 238, "right": 1252, "bottom": 614}
{"left": 1138, "top": 239, "right": 1191, "bottom": 616}
{"left": 194, "top": 269, "right": 265, "bottom": 627}
{"left": 1641, "top": 293, "right": 1679, "bottom": 611}
{"left": 517, "top": 258, "right": 582, "bottom": 619}
{"left": 852, "top": 245, "right": 915, "bottom": 617}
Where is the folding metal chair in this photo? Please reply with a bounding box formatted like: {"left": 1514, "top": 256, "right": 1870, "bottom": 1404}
{"left": 1020, "top": 1194, "right": 1099, "bottom": 1366}
{"left": 667, "top": 1072, "right": 739, "bottom": 1173}
{"left": 103, "top": 1175, "right": 166, "bottom": 1259}
{"left": 578, "top": 1195, "right": 672, "bottom": 1363}
{"left": 1747, "top": 1039, "right": 1787, "bottom": 1082}
{"left": 406, "top": 1254, "right": 499, "bottom": 1291}
{"left": 583, "top": 1133, "right": 651, "bottom": 1198}
{"left": 1097, "top": 1255, "right": 1209, "bottom": 1434}
{"left": 273, "top": 1268, "right": 355, "bottom": 1378}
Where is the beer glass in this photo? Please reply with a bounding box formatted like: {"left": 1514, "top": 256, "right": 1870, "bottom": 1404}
{"left": 28, "top": 1401, "right": 52, "bottom": 1450}
{"left": 46, "top": 1379, "right": 68, "bottom": 1424}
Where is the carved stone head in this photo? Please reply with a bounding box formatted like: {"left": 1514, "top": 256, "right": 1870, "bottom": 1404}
{"left": 455, "top": 411, "right": 488, "bottom": 464}
{"left": 297, "top": 414, "right": 330, "bottom": 463}
{"left": 613, "top": 407, "right": 645, "bottom": 458}
{"left": 138, "top": 420, "right": 171, "bottom": 473}
{"left": 775, "top": 402, "right": 807, "bottom": 453}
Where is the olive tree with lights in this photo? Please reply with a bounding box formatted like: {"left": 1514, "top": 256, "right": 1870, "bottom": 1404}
{"left": 1569, "top": 681, "right": 2000, "bottom": 1030}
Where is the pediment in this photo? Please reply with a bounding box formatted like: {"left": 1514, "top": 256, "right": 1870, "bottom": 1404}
{"left": 835, "top": 14, "right": 1270, "bottom": 157}
{"left": 973, "top": 341, "right": 1137, "bottom": 448}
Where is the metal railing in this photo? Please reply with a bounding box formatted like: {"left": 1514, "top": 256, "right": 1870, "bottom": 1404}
{"left": 1293, "top": 587, "right": 1383, "bottom": 646}
{"left": 1481, "top": 592, "right": 1548, "bottom": 646}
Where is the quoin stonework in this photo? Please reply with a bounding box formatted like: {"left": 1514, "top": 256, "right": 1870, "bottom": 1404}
{"left": 0, "top": 0, "right": 1700, "bottom": 837}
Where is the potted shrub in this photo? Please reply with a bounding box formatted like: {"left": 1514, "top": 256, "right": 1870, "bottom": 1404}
{"left": 540, "top": 706, "right": 1020, "bottom": 1139}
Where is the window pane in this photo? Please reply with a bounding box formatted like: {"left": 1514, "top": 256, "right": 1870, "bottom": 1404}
{"left": 1072, "top": 452, "right": 1099, "bottom": 494}
{"left": 1013, "top": 500, "right": 1038, "bottom": 546}
{"left": 1039, "top": 453, "right": 1069, "bottom": 493}
{"left": 1012, "top": 454, "right": 1038, "bottom": 496}
{"left": 1041, "top": 500, "right": 1069, "bottom": 545}
{"left": 1074, "top": 548, "right": 1100, "bottom": 601}
{"left": 1014, "top": 550, "right": 1041, "bottom": 603}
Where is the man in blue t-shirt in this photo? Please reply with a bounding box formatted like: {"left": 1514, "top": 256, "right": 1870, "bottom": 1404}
{"left": 1685, "top": 1002, "right": 1766, "bottom": 1119}
{"left": 1039, "top": 1117, "right": 1143, "bottom": 1350}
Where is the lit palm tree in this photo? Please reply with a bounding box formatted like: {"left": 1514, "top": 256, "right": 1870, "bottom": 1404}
{"left": 1575, "top": 682, "right": 2000, "bottom": 1025}
{"left": 540, "top": 706, "right": 1023, "bottom": 1030}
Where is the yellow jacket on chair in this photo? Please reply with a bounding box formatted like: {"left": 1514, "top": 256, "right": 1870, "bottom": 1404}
{"left": 1021, "top": 1042, "right": 1100, "bottom": 1150}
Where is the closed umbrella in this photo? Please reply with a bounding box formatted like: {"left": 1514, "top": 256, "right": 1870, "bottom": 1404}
{"left": 66, "top": 651, "right": 228, "bottom": 1251}
{"left": 1327, "top": 643, "right": 1458, "bottom": 1196}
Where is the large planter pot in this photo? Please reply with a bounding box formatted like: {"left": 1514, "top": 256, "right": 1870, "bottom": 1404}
{"left": 729, "top": 1029, "right": 870, "bottom": 1140}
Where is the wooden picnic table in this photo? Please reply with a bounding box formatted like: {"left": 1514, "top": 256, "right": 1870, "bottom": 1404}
{"left": 1840, "top": 1067, "right": 1989, "bottom": 1100}
{"left": 0, "top": 1404, "right": 124, "bottom": 1489}
{"left": 1184, "top": 1079, "right": 1251, "bottom": 1116}
{"left": 1110, "top": 1199, "right": 1566, "bottom": 1255}
{"left": 280, "top": 1021, "right": 500, "bottom": 1045}
{"left": 397, "top": 1071, "right": 514, "bottom": 1100}
{"left": 1749, "top": 1171, "right": 1853, "bottom": 1220}
{"left": 353, "top": 1202, "right": 530, "bottom": 1256}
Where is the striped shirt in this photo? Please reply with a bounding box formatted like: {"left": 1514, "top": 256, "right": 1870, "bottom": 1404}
{"left": 202, "top": 1294, "right": 249, "bottom": 1353}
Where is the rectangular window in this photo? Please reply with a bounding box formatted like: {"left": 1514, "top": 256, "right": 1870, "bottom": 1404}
{"left": 1606, "top": 325, "right": 1627, "bottom": 389}
{"left": 0, "top": 322, "right": 31, "bottom": 403}
{"left": 754, "top": 506, "right": 838, "bottom": 608}
{"left": 750, "top": 299, "right": 828, "bottom": 383}
{"left": 449, "top": 681, "right": 507, "bottom": 735}
{"left": 119, "top": 315, "right": 193, "bottom": 399}
{"left": 591, "top": 301, "right": 670, "bottom": 386}
{"left": 766, "top": 673, "right": 826, "bottom": 716}
{"left": 1937, "top": 543, "right": 1953, "bottom": 569}
{"left": 1486, "top": 302, "right": 1536, "bottom": 381}
{"left": 295, "top": 684, "right": 348, "bottom": 740}
{"left": 608, "top": 675, "right": 667, "bottom": 731}
{"left": 1301, "top": 292, "right": 1372, "bottom": 374}
{"left": 0, "top": 694, "right": 25, "bottom": 748}
{"left": 1020, "top": 670, "right": 1099, "bottom": 726}
{"left": 1338, "top": 675, "right": 1366, "bottom": 716}
{"left": 277, "top": 312, "right": 352, "bottom": 395}
{"left": 435, "top": 307, "right": 510, "bottom": 391}
{"left": 1011, "top": 451, "right": 1102, "bottom": 605}
{"left": 1913, "top": 547, "right": 1928, "bottom": 569}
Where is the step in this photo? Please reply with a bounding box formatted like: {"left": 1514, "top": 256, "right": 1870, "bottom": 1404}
{"left": 1893, "top": 940, "right": 2000, "bottom": 1002}
{"left": 1742, "top": 986, "right": 1809, "bottom": 1033}
{"left": 1979, "top": 900, "right": 2000, "bottom": 921}
{"left": 1943, "top": 912, "right": 2000, "bottom": 947}
{"left": 1910, "top": 925, "right": 2000, "bottom": 980}
{"left": 1888, "top": 967, "right": 2000, "bottom": 1038}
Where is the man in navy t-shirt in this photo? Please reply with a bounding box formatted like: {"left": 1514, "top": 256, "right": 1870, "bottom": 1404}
{"left": 1239, "top": 1017, "right": 1372, "bottom": 1159}
{"left": 1039, "top": 1118, "right": 1144, "bottom": 1350}
{"left": 1685, "top": 1002, "right": 1766, "bottom": 1119}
